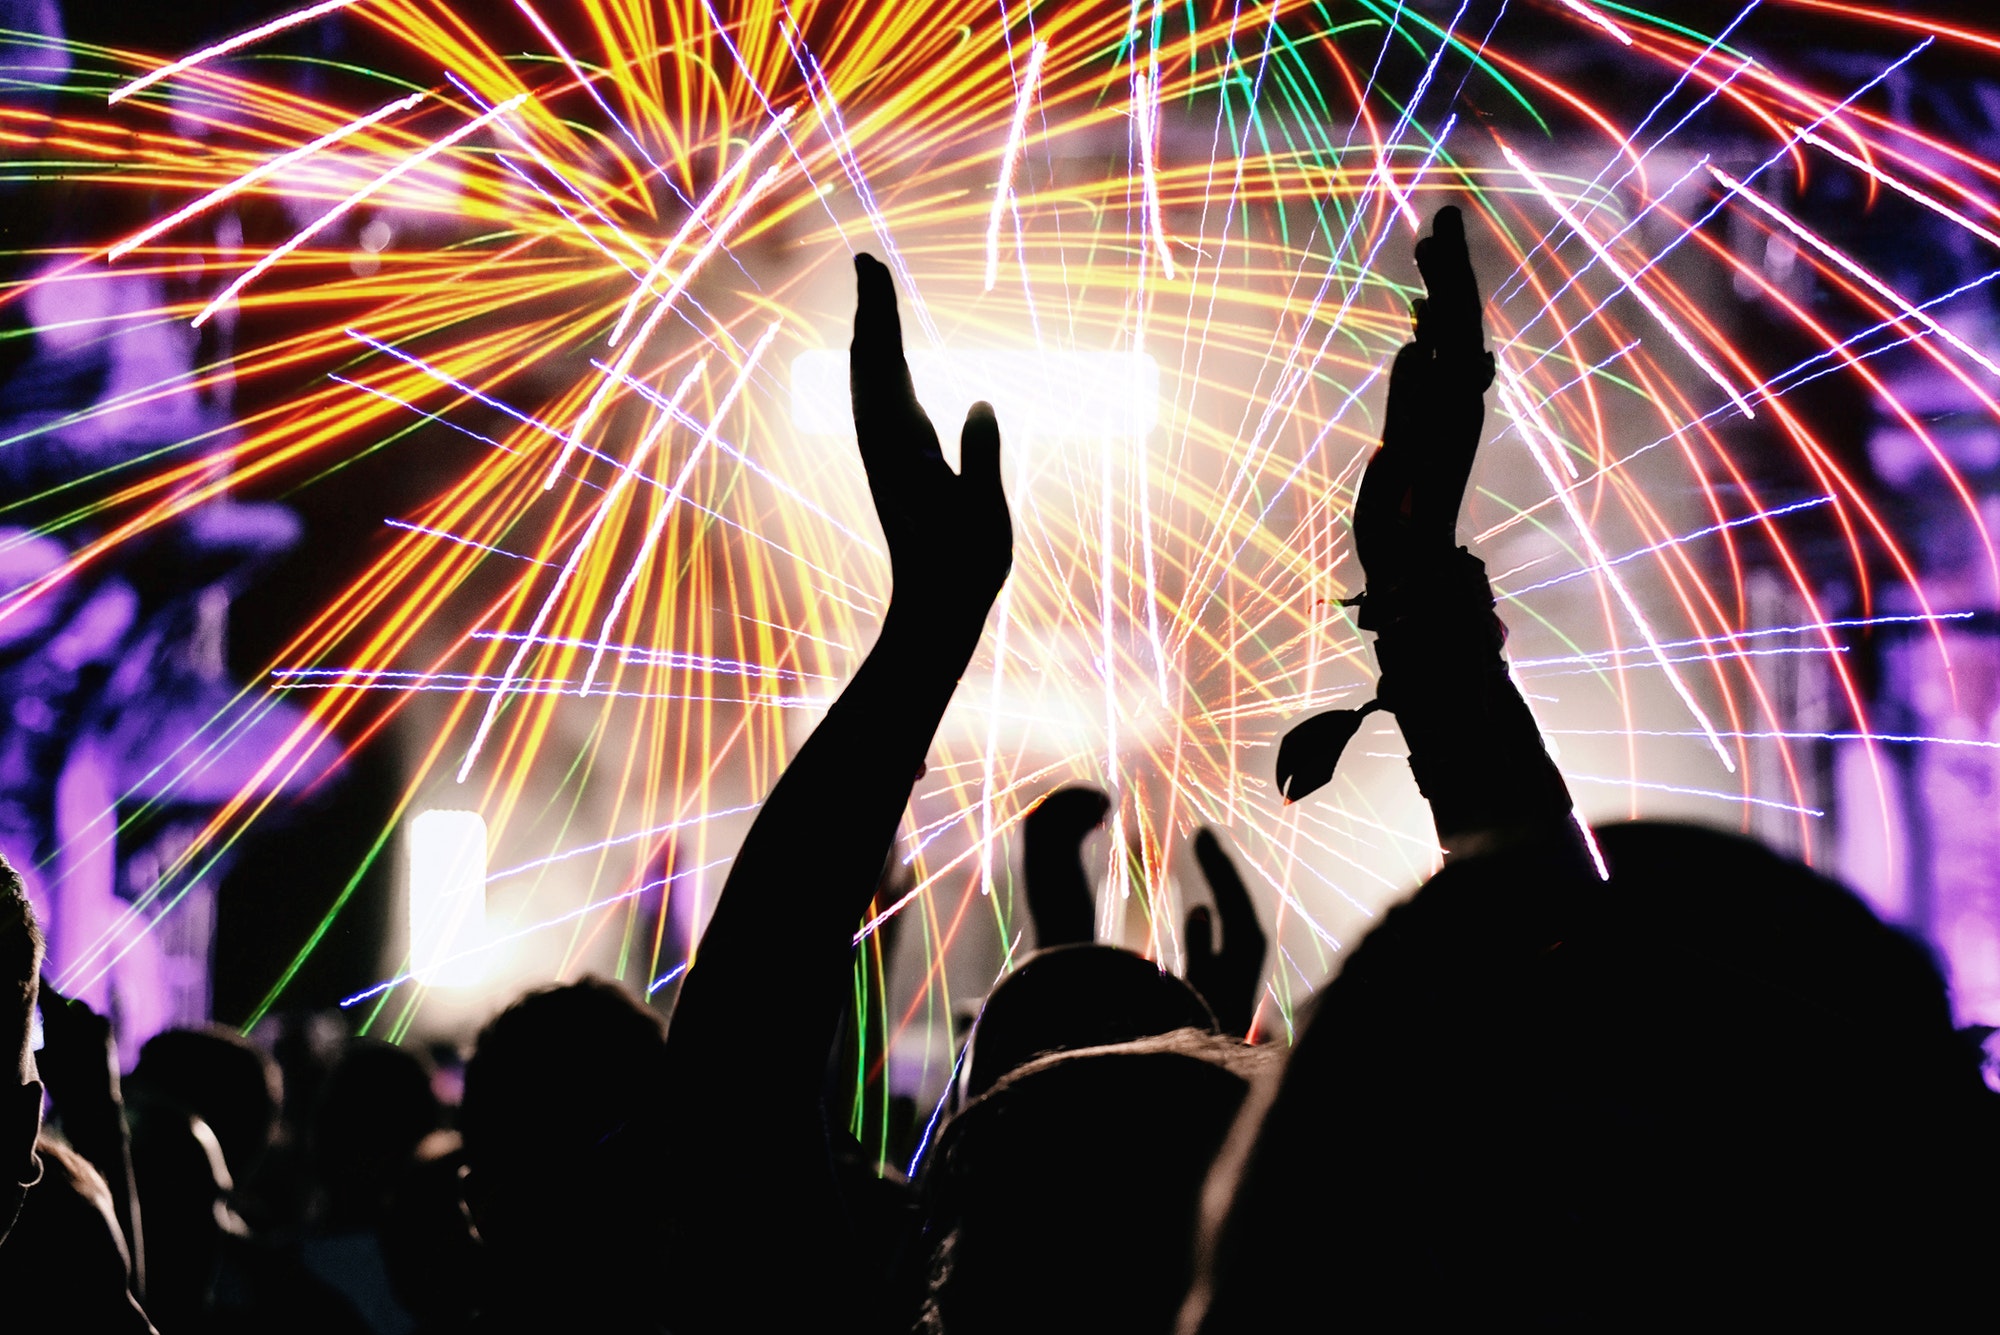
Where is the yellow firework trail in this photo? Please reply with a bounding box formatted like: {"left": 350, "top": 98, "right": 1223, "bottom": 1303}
{"left": 4, "top": 2, "right": 1997, "bottom": 1071}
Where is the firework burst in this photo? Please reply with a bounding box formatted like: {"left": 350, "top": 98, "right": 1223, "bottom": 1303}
{"left": 3, "top": 1, "right": 1996, "bottom": 1102}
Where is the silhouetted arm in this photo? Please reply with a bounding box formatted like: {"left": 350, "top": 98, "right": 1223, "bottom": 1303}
{"left": 1184, "top": 830, "right": 1267, "bottom": 1036}
{"left": 1022, "top": 786, "right": 1109, "bottom": 949}
{"left": 1280, "top": 206, "right": 1578, "bottom": 861}
{"left": 660, "top": 254, "right": 1010, "bottom": 1330}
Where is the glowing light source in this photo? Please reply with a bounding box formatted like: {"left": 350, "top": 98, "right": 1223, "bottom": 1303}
{"left": 407, "top": 809, "right": 489, "bottom": 988}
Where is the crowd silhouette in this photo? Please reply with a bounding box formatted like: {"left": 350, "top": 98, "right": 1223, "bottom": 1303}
{"left": 1, "top": 207, "right": 1994, "bottom": 1333}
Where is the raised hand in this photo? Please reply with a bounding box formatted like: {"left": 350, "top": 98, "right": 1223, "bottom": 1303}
{"left": 1278, "top": 205, "right": 1501, "bottom": 807}
{"left": 1184, "top": 830, "right": 1268, "bottom": 1036}
{"left": 1023, "top": 786, "right": 1111, "bottom": 949}
{"left": 1278, "top": 205, "right": 1576, "bottom": 855}
{"left": 851, "top": 253, "right": 1012, "bottom": 662}
{"left": 1352, "top": 204, "right": 1496, "bottom": 590}
{"left": 661, "top": 254, "right": 1016, "bottom": 1332}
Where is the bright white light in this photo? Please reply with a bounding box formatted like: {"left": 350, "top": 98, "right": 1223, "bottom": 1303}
{"left": 789, "top": 350, "right": 1159, "bottom": 440}
{"left": 408, "top": 809, "right": 489, "bottom": 987}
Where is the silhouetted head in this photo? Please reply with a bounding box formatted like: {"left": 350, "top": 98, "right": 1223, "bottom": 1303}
{"left": 0, "top": 1136, "right": 151, "bottom": 1331}
{"left": 927, "top": 1029, "right": 1267, "bottom": 1335}
{"left": 0, "top": 855, "right": 43, "bottom": 1242}
{"left": 1187, "top": 822, "right": 2000, "bottom": 1331}
{"left": 961, "top": 945, "right": 1217, "bottom": 1101}
{"left": 460, "top": 976, "right": 668, "bottom": 1302}
{"left": 131, "top": 1025, "right": 281, "bottom": 1187}
{"left": 313, "top": 1038, "right": 442, "bottom": 1227}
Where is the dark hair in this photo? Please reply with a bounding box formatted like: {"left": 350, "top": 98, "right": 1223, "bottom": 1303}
{"left": 132, "top": 1027, "right": 281, "bottom": 1182}
{"left": 961, "top": 944, "right": 1218, "bottom": 1101}
{"left": 462, "top": 976, "right": 667, "bottom": 1169}
{"left": 927, "top": 1030, "right": 1266, "bottom": 1335}
{"left": 460, "top": 978, "right": 668, "bottom": 1263}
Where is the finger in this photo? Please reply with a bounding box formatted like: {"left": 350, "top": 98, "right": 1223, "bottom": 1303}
{"left": 1195, "top": 830, "right": 1266, "bottom": 948}
{"left": 1029, "top": 785, "right": 1112, "bottom": 836}
{"left": 849, "top": 253, "right": 935, "bottom": 459}
{"left": 1414, "top": 205, "right": 1484, "bottom": 355}
{"left": 1193, "top": 830, "right": 1248, "bottom": 909}
{"left": 961, "top": 400, "right": 1002, "bottom": 496}
{"left": 1184, "top": 904, "right": 1215, "bottom": 964}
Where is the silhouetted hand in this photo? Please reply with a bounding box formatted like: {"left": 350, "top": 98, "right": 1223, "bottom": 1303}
{"left": 1023, "top": 786, "right": 1110, "bottom": 949}
{"left": 35, "top": 976, "right": 143, "bottom": 1287}
{"left": 34, "top": 976, "right": 119, "bottom": 1127}
{"left": 1278, "top": 205, "right": 1576, "bottom": 855}
{"left": 1184, "top": 831, "right": 1268, "bottom": 1036}
{"left": 1351, "top": 204, "right": 1495, "bottom": 593}
{"left": 1278, "top": 205, "right": 1501, "bottom": 808}
{"left": 852, "top": 253, "right": 1012, "bottom": 661}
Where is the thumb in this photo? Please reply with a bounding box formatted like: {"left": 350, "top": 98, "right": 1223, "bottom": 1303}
{"left": 960, "top": 400, "right": 1002, "bottom": 497}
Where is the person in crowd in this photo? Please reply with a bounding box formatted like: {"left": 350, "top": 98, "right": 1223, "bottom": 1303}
{"left": 0, "top": 1134, "right": 156, "bottom": 1332}
{"left": 654, "top": 252, "right": 1013, "bottom": 1334}
{"left": 958, "top": 943, "right": 1217, "bottom": 1104}
{"left": 657, "top": 252, "right": 1285, "bottom": 1335}
{"left": 0, "top": 857, "right": 42, "bottom": 1247}
{"left": 1273, "top": 206, "right": 1578, "bottom": 864}
{"left": 377, "top": 1128, "right": 480, "bottom": 1335}
{"left": 123, "top": 1085, "right": 242, "bottom": 1332}
{"left": 1178, "top": 204, "right": 2000, "bottom": 1330}
{"left": 1181, "top": 823, "right": 2000, "bottom": 1330}
{"left": 458, "top": 977, "right": 671, "bottom": 1334}
{"left": 924, "top": 1029, "right": 1273, "bottom": 1335}
{"left": 128, "top": 1028, "right": 280, "bottom": 1212}
{"left": 299, "top": 1040, "right": 446, "bottom": 1334}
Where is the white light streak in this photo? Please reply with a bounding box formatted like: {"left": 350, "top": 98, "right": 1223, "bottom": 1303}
{"left": 579, "top": 320, "right": 783, "bottom": 695}
{"left": 985, "top": 39, "right": 1047, "bottom": 291}
{"left": 193, "top": 95, "right": 527, "bottom": 329}
{"left": 1503, "top": 142, "right": 1756, "bottom": 419}
{"left": 111, "top": 92, "right": 426, "bottom": 261}
{"left": 1136, "top": 65, "right": 1178, "bottom": 277}
{"left": 455, "top": 360, "right": 707, "bottom": 783}
{"left": 1798, "top": 129, "right": 2000, "bottom": 252}
{"left": 1497, "top": 371, "right": 1738, "bottom": 772}
{"left": 608, "top": 108, "right": 796, "bottom": 347}
{"left": 109, "top": 0, "right": 364, "bottom": 105}
{"left": 1710, "top": 165, "right": 2000, "bottom": 378}
{"left": 546, "top": 163, "right": 782, "bottom": 489}
{"left": 1560, "top": 0, "right": 1634, "bottom": 45}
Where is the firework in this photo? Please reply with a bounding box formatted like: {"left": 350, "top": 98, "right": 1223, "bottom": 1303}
{"left": 5, "top": 1, "right": 1998, "bottom": 1113}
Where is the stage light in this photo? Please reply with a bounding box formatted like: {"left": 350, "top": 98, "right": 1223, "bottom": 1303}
{"left": 408, "top": 809, "right": 489, "bottom": 988}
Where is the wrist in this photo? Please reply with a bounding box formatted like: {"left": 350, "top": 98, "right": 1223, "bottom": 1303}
{"left": 1352, "top": 548, "right": 1495, "bottom": 634}
{"left": 876, "top": 599, "right": 990, "bottom": 680}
